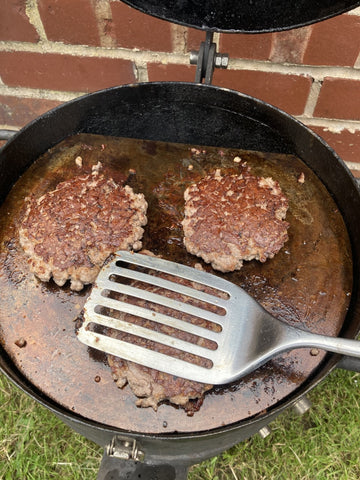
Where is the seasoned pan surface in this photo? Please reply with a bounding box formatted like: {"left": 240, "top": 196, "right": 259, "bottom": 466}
{"left": 0, "top": 134, "right": 352, "bottom": 434}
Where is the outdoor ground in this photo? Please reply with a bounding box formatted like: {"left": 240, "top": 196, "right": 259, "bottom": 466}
{"left": 1, "top": 367, "right": 360, "bottom": 479}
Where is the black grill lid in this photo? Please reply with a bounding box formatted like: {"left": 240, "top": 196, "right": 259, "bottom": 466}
{"left": 121, "top": 0, "right": 360, "bottom": 33}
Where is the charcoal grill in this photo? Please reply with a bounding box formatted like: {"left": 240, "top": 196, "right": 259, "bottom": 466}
{"left": 1, "top": 1, "right": 360, "bottom": 479}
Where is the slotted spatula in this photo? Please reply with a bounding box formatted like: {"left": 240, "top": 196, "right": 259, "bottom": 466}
{"left": 77, "top": 250, "right": 360, "bottom": 385}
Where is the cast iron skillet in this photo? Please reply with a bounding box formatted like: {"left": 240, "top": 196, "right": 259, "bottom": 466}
{"left": 121, "top": 0, "right": 360, "bottom": 32}
{"left": 0, "top": 82, "right": 360, "bottom": 479}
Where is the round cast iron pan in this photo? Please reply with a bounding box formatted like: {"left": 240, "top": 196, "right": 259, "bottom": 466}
{"left": 0, "top": 82, "right": 360, "bottom": 463}
{"left": 121, "top": 0, "right": 360, "bottom": 32}
{"left": 0, "top": 132, "right": 352, "bottom": 432}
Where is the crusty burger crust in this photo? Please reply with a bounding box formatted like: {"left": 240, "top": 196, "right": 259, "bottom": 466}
{"left": 19, "top": 172, "right": 148, "bottom": 290}
{"left": 182, "top": 168, "right": 289, "bottom": 272}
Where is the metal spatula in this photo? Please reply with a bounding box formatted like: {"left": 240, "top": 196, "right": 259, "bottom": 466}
{"left": 77, "top": 251, "right": 360, "bottom": 385}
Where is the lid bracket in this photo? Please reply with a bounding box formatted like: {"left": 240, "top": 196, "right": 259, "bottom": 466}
{"left": 190, "top": 31, "right": 229, "bottom": 84}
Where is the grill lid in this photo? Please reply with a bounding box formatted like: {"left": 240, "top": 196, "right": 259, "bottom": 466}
{"left": 121, "top": 0, "right": 360, "bottom": 33}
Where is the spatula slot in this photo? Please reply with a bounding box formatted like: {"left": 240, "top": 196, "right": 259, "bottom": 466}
{"left": 114, "top": 258, "right": 229, "bottom": 302}
{"left": 106, "top": 274, "right": 226, "bottom": 321}
{"left": 93, "top": 303, "right": 219, "bottom": 351}
{"left": 84, "top": 319, "right": 214, "bottom": 370}
{"left": 101, "top": 283, "right": 222, "bottom": 332}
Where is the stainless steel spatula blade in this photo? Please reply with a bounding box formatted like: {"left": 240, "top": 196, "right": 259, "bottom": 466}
{"left": 77, "top": 251, "right": 360, "bottom": 385}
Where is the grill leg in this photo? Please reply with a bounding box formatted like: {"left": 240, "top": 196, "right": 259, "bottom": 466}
{"left": 97, "top": 450, "right": 189, "bottom": 480}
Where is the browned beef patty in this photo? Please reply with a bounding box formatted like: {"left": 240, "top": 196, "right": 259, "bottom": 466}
{"left": 182, "top": 168, "right": 289, "bottom": 272}
{"left": 106, "top": 264, "right": 223, "bottom": 412}
{"left": 19, "top": 171, "right": 148, "bottom": 291}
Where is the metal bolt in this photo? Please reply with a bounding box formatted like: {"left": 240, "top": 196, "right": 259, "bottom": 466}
{"left": 107, "top": 437, "right": 145, "bottom": 462}
{"left": 258, "top": 425, "right": 272, "bottom": 438}
{"left": 292, "top": 396, "right": 312, "bottom": 416}
{"left": 190, "top": 50, "right": 199, "bottom": 65}
{"left": 214, "top": 54, "right": 229, "bottom": 69}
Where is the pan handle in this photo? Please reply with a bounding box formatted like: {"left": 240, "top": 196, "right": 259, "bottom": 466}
{"left": 97, "top": 450, "right": 189, "bottom": 480}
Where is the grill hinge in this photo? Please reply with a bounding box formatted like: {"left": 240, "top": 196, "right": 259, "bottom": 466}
{"left": 190, "top": 31, "right": 229, "bottom": 85}
{"left": 106, "top": 436, "right": 145, "bottom": 462}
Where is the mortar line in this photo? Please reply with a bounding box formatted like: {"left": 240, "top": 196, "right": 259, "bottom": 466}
{"left": 2, "top": 41, "right": 360, "bottom": 80}
{"left": 133, "top": 61, "right": 149, "bottom": 82}
{"left": 0, "top": 85, "right": 84, "bottom": 102}
{"left": 298, "top": 116, "right": 360, "bottom": 132}
{"left": 354, "top": 49, "right": 360, "bottom": 69}
{"left": 171, "top": 24, "right": 188, "bottom": 54}
{"left": 25, "top": 0, "right": 47, "bottom": 41}
{"left": 347, "top": 161, "right": 360, "bottom": 171}
{"left": 347, "top": 6, "right": 360, "bottom": 15}
{"left": 90, "top": 0, "right": 117, "bottom": 49}
{"left": 227, "top": 59, "right": 360, "bottom": 81}
{"left": 303, "top": 80, "right": 322, "bottom": 117}
{"left": 0, "top": 40, "right": 190, "bottom": 64}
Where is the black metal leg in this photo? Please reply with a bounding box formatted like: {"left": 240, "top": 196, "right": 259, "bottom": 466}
{"left": 97, "top": 449, "right": 189, "bottom": 480}
{"left": 337, "top": 355, "right": 360, "bottom": 372}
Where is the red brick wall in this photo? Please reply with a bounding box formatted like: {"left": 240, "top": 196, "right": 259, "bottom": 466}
{"left": 0, "top": 1, "right": 360, "bottom": 178}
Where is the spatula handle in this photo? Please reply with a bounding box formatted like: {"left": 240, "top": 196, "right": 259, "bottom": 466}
{"left": 298, "top": 332, "right": 360, "bottom": 359}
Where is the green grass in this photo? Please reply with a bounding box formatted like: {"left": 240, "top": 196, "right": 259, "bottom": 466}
{"left": 1, "top": 369, "right": 360, "bottom": 479}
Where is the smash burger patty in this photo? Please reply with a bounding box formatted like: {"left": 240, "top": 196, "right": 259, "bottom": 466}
{"left": 105, "top": 263, "right": 223, "bottom": 413}
{"left": 182, "top": 167, "right": 289, "bottom": 272}
{"left": 19, "top": 170, "right": 148, "bottom": 291}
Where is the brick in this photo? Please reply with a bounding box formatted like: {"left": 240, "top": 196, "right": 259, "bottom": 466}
{"left": 187, "top": 28, "right": 209, "bottom": 52}
{"left": 149, "top": 65, "right": 311, "bottom": 115}
{"left": 188, "top": 29, "right": 273, "bottom": 61}
{"left": 38, "top": 0, "right": 100, "bottom": 46}
{"left": 110, "top": 2, "right": 172, "bottom": 51}
{"left": 270, "top": 27, "right": 312, "bottom": 64}
{"left": 147, "top": 63, "right": 196, "bottom": 82}
{"left": 0, "top": 96, "right": 61, "bottom": 129}
{"left": 303, "top": 14, "right": 360, "bottom": 67}
{"left": 0, "top": 0, "right": 39, "bottom": 42}
{"left": 212, "top": 69, "right": 312, "bottom": 116}
{"left": 220, "top": 32, "right": 273, "bottom": 61}
{"left": 311, "top": 126, "right": 360, "bottom": 170}
{"left": 314, "top": 78, "right": 360, "bottom": 121}
{"left": 0, "top": 52, "right": 135, "bottom": 92}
